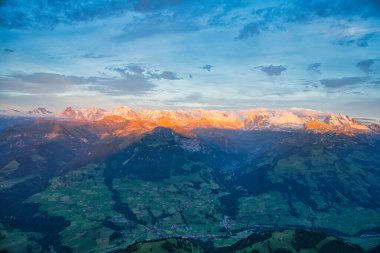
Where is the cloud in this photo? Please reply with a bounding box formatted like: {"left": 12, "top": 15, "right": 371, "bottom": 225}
{"left": 158, "top": 71, "right": 182, "bottom": 80}
{"left": 0, "top": 69, "right": 163, "bottom": 96}
{"left": 12, "top": 72, "right": 90, "bottom": 85}
{"left": 3, "top": 48, "right": 13, "bottom": 54}
{"left": 237, "top": 23, "right": 260, "bottom": 39}
{"left": 320, "top": 76, "right": 370, "bottom": 88}
{"left": 256, "top": 65, "right": 287, "bottom": 76}
{"left": 126, "top": 64, "right": 145, "bottom": 75}
{"left": 307, "top": 63, "right": 321, "bottom": 74}
{"left": 90, "top": 75, "right": 156, "bottom": 95}
{"left": 0, "top": 0, "right": 133, "bottom": 29}
{"left": 201, "top": 64, "right": 213, "bottom": 72}
{"left": 237, "top": 1, "right": 380, "bottom": 42}
{"left": 0, "top": 0, "right": 245, "bottom": 30}
{"left": 0, "top": 73, "right": 90, "bottom": 94}
{"left": 111, "top": 65, "right": 145, "bottom": 76}
{"left": 338, "top": 32, "right": 378, "bottom": 48}
{"left": 109, "top": 64, "right": 182, "bottom": 80}
{"left": 88, "top": 64, "right": 182, "bottom": 95}
{"left": 356, "top": 58, "right": 380, "bottom": 74}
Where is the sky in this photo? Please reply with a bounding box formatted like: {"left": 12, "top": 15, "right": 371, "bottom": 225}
{"left": 0, "top": 0, "right": 380, "bottom": 118}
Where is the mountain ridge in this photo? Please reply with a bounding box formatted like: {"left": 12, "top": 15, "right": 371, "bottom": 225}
{"left": 1, "top": 106, "right": 379, "bottom": 136}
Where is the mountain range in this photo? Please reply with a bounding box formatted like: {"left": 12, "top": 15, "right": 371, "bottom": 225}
{"left": 0, "top": 106, "right": 379, "bottom": 252}
{"left": 1, "top": 106, "right": 379, "bottom": 136}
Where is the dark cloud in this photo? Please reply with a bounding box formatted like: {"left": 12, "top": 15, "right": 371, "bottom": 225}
{"left": 0, "top": 0, "right": 133, "bottom": 29}
{"left": 87, "top": 64, "right": 182, "bottom": 95}
{"left": 111, "top": 65, "right": 145, "bottom": 76}
{"left": 109, "top": 64, "right": 182, "bottom": 80}
{"left": 338, "top": 32, "right": 378, "bottom": 48}
{"left": 237, "top": 23, "right": 260, "bottom": 39}
{"left": 3, "top": 48, "right": 13, "bottom": 54}
{"left": 256, "top": 65, "right": 287, "bottom": 76}
{"left": 201, "top": 64, "right": 213, "bottom": 72}
{"left": 126, "top": 65, "right": 145, "bottom": 75}
{"left": 0, "top": 0, "right": 245, "bottom": 30}
{"left": 320, "top": 76, "right": 370, "bottom": 88}
{"left": 90, "top": 68, "right": 181, "bottom": 95}
{"left": 158, "top": 71, "right": 182, "bottom": 80}
{"left": 12, "top": 72, "right": 89, "bottom": 85}
{"left": 0, "top": 69, "right": 163, "bottom": 96}
{"left": 0, "top": 73, "right": 89, "bottom": 94}
{"left": 238, "top": 1, "right": 380, "bottom": 43}
{"left": 356, "top": 58, "right": 380, "bottom": 74}
{"left": 307, "top": 63, "right": 321, "bottom": 74}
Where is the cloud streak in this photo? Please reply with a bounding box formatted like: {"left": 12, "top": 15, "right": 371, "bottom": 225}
{"left": 109, "top": 64, "right": 182, "bottom": 80}
{"left": 0, "top": 64, "right": 182, "bottom": 96}
{"left": 356, "top": 59, "right": 380, "bottom": 74}
{"left": 338, "top": 33, "right": 378, "bottom": 48}
{"left": 320, "top": 77, "right": 370, "bottom": 88}
{"left": 256, "top": 65, "right": 287, "bottom": 76}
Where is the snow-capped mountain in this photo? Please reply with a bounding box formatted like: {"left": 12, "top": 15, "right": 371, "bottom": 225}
{"left": 62, "top": 106, "right": 106, "bottom": 121}
{"left": 0, "top": 108, "right": 53, "bottom": 117}
{"left": 110, "top": 106, "right": 138, "bottom": 119}
{"left": 28, "top": 107, "right": 52, "bottom": 115}
{"left": 1, "top": 106, "right": 378, "bottom": 136}
{"left": 241, "top": 109, "right": 306, "bottom": 130}
{"left": 240, "top": 108, "right": 372, "bottom": 135}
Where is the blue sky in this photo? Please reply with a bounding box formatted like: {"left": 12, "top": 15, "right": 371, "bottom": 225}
{"left": 0, "top": 0, "right": 380, "bottom": 118}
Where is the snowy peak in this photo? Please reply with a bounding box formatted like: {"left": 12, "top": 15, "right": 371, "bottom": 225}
{"left": 305, "top": 114, "right": 369, "bottom": 135}
{"left": 81, "top": 106, "right": 107, "bottom": 121}
{"left": 28, "top": 107, "right": 52, "bottom": 115}
{"left": 238, "top": 108, "right": 372, "bottom": 135}
{"left": 241, "top": 109, "right": 306, "bottom": 130}
{"left": 324, "top": 114, "right": 354, "bottom": 126}
{"left": 0, "top": 108, "right": 54, "bottom": 117}
{"left": 62, "top": 107, "right": 80, "bottom": 119}
{"left": 111, "top": 106, "right": 138, "bottom": 119}
{"left": 62, "top": 106, "right": 106, "bottom": 121}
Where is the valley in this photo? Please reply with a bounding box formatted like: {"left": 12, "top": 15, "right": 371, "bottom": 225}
{"left": 0, "top": 108, "right": 379, "bottom": 252}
